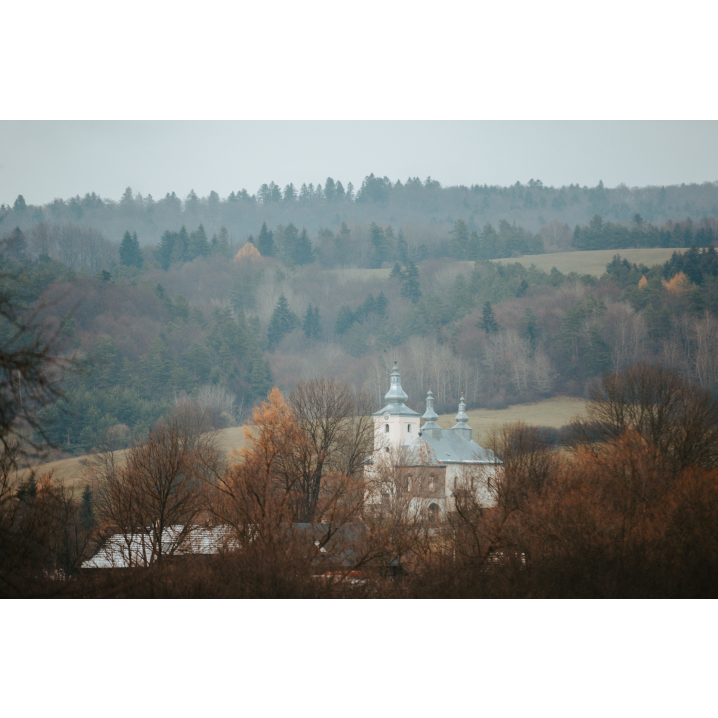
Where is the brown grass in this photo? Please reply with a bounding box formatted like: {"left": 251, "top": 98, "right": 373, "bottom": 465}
{"left": 436, "top": 396, "right": 589, "bottom": 437}
{"left": 21, "top": 398, "right": 587, "bottom": 494}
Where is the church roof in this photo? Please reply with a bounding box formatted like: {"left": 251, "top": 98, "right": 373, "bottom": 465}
{"left": 403, "top": 431, "right": 498, "bottom": 466}
{"left": 371, "top": 362, "right": 420, "bottom": 417}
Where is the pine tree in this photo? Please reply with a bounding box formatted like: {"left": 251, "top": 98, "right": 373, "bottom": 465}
{"left": 376, "top": 291, "right": 388, "bottom": 318}
{"left": 158, "top": 230, "right": 176, "bottom": 270}
{"left": 369, "top": 222, "right": 388, "bottom": 268}
{"left": 335, "top": 306, "right": 356, "bottom": 335}
{"left": 120, "top": 230, "right": 143, "bottom": 268}
{"left": 80, "top": 485, "right": 96, "bottom": 530}
{"left": 257, "top": 222, "right": 274, "bottom": 257}
{"left": 400, "top": 262, "right": 421, "bottom": 304}
{"left": 389, "top": 262, "right": 403, "bottom": 280}
{"left": 216, "top": 226, "right": 230, "bottom": 257}
{"left": 303, "top": 304, "right": 322, "bottom": 340}
{"left": 170, "top": 226, "right": 189, "bottom": 264}
{"left": 267, "top": 295, "right": 299, "bottom": 350}
{"left": 293, "top": 228, "right": 314, "bottom": 266}
{"left": 480, "top": 301, "right": 499, "bottom": 334}
{"left": 187, "top": 224, "right": 211, "bottom": 260}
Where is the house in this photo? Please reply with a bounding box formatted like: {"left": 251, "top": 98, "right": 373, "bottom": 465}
{"left": 365, "top": 363, "right": 501, "bottom": 520}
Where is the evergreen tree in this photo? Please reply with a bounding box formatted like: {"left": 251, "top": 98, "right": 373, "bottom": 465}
{"left": 257, "top": 222, "right": 274, "bottom": 257}
{"left": 170, "top": 226, "right": 189, "bottom": 265}
{"left": 335, "top": 306, "right": 356, "bottom": 335}
{"left": 267, "top": 295, "right": 299, "bottom": 350}
{"left": 303, "top": 304, "right": 322, "bottom": 340}
{"left": 369, "top": 222, "right": 389, "bottom": 268}
{"left": 400, "top": 262, "right": 422, "bottom": 304}
{"left": 375, "top": 291, "right": 388, "bottom": 318}
{"left": 389, "top": 262, "right": 403, "bottom": 280}
{"left": 216, "top": 226, "right": 230, "bottom": 257}
{"left": 187, "top": 224, "right": 211, "bottom": 260}
{"left": 158, "top": 230, "right": 176, "bottom": 270}
{"left": 119, "top": 230, "right": 143, "bottom": 268}
{"left": 480, "top": 301, "right": 499, "bottom": 334}
{"left": 293, "top": 228, "right": 314, "bottom": 266}
{"left": 283, "top": 183, "right": 297, "bottom": 203}
{"left": 13, "top": 195, "right": 27, "bottom": 212}
{"left": 80, "top": 485, "right": 96, "bottom": 530}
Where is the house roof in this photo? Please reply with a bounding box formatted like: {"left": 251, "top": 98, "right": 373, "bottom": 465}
{"left": 82, "top": 525, "right": 238, "bottom": 569}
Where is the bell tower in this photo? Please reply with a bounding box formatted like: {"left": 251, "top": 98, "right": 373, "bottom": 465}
{"left": 371, "top": 362, "right": 421, "bottom": 453}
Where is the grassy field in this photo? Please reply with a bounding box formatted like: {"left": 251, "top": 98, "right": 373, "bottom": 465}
{"left": 435, "top": 396, "right": 588, "bottom": 439}
{"left": 23, "top": 397, "right": 588, "bottom": 494}
{"left": 489, "top": 248, "right": 688, "bottom": 277}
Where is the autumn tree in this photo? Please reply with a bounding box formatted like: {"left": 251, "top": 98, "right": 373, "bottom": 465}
{"left": 571, "top": 363, "right": 718, "bottom": 471}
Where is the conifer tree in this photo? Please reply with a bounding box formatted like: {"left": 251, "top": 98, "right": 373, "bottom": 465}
{"left": 293, "top": 228, "right": 314, "bottom": 266}
{"left": 158, "top": 230, "right": 176, "bottom": 270}
{"left": 334, "top": 306, "right": 356, "bottom": 335}
{"left": 376, "top": 291, "right": 388, "bottom": 318}
{"left": 480, "top": 301, "right": 499, "bottom": 334}
{"left": 400, "top": 261, "right": 421, "bottom": 304}
{"left": 267, "top": 295, "right": 299, "bottom": 350}
{"left": 389, "top": 262, "right": 403, "bottom": 280}
{"left": 120, "top": 230, "right": 143, "bottom": 268}
{"left": 187, "top": 224, "right": 211, "bottom": 261}
{"left": 369, "top": 222, "right": 388, "bottom": 269}
{"left": 257, "top": 222, "right": 274, "bottom": 257}
{"left": 303, "top": 305, "right": 322, "bottom": 340}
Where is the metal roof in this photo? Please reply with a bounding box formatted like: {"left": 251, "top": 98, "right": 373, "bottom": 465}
{"left": 403, "top": 430, "right": 499, "bottom": 466}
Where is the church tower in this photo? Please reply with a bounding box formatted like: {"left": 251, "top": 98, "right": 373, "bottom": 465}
{"left": 371, "top": 363, "right": 421, "bottom": 453}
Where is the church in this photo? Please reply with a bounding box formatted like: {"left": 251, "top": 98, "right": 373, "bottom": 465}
{"left": 366, "top": 363, "right": 501, "bottom": 521}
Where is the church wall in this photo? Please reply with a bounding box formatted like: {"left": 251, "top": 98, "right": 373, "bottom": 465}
{"left": 373, "top": 415, "right": 420, "bottom": 453}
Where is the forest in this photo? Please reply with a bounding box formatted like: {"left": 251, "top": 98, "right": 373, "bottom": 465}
{"left": 1, "top": 174, "right": 718, "bottom": 457}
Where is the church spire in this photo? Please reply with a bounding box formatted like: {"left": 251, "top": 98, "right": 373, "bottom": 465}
{"left": 451, "top": 392, "right": 472, "bottom": 441}
{"left": 421, "top": 386, "right": 442, "bottom": 439}
{"left": 384, "top": 361, "right": 409, "bottom": 404}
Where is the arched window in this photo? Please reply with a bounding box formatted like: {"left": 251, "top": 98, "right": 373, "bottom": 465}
{"left": 428, "top": 475, "right": 436, "bottom": 492}
{"left": 385, "top": 424, "right": 390, "bottom": 433}
{"left": 406, "top": 475, "right": 413, "bottom": 492}
{"left": 428, "top": 503, "right": 439, "bottom": 522}
{"left": 407, "top": 423, "right": 411, "bottom": 433}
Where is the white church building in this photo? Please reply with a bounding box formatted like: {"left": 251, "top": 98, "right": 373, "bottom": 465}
{"left": 366, "top": 363, "right": 501, "bottom": 521}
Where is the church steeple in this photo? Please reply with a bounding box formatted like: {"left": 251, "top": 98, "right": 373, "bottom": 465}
{"left": 451, "top": 392, "right": 473, "bottom": 441}
{"left": 421, "top": 387, "right": 442, "bottom": 439}
{"left": 384, "top": 362, "right": 409, "bottom": 404}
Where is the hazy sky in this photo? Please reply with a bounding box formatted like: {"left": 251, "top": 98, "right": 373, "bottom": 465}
{"left": 1, "top": 121, "right": 717, "bottom": 206}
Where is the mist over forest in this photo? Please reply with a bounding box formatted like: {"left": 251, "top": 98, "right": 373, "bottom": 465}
{"left": 2, "top": 173, "right": 718, "bottom": 457}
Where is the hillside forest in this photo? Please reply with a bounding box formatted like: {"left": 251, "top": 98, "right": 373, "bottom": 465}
{"left": 1, "top": 176, "right": 718, "bottom": 458}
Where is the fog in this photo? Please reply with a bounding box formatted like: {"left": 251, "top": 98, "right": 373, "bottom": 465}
{"left": 1, "top": 121, "right": 717, "bottom": 206}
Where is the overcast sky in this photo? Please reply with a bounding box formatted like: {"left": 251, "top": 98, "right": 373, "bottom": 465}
{"left": 1, "top": 121, "right": 717, "bottom": 206}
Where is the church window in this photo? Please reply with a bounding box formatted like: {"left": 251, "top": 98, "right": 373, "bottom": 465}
{"left": 385, "top": 424, "right": 390, "bottom": 433}
{"left": 407, "top": 423, "right": 411, "bottom": 433}
{"left": 407, "top": 475, "right": 412, "bottom": 492}
{"left": 428, "top": 503, "right": 439, "bottom": 522}
{"left": 428, "top": 475, "right": 436, "bottom": 492}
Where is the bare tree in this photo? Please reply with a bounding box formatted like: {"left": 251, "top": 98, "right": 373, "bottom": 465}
{"left": 286, "top": 378, "right": 374, "bottom": 523}
{"left": 93, "top": 415, "right": 222, "bottom": 567}
{"left": 571, "top": 363, "right": 718, "bottom": 471}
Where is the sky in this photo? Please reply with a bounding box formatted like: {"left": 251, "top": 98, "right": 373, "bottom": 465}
{"left": 1, "top": 121, "right": 717, "bottom": 206}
